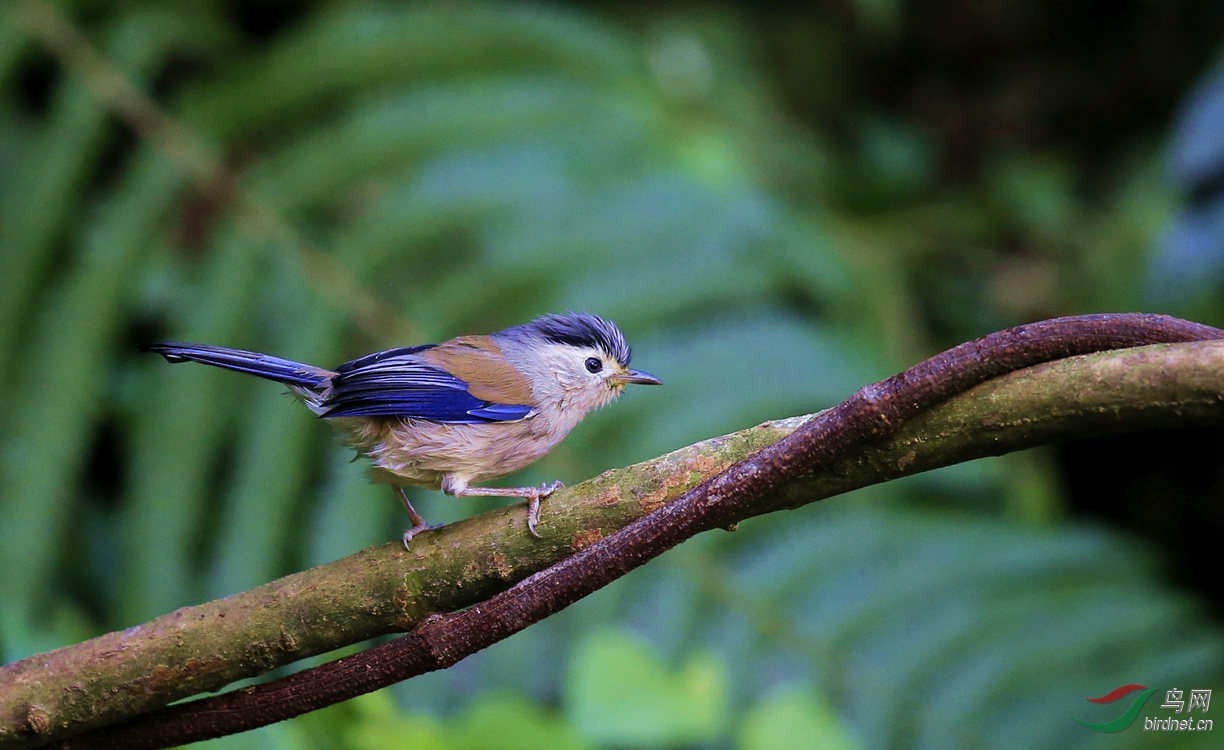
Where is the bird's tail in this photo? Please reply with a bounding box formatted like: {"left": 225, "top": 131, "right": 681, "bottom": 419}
{"left": 141, "top": 342, "right": 333, "bottom": 390}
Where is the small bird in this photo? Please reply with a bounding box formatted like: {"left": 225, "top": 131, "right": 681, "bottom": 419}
{"left": 143, "top": 312, "right": 660, "bottom": 547}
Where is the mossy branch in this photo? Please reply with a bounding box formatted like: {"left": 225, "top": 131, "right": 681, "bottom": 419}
{"left": 3, "top": 329, "right": 1224, "bottom": 748}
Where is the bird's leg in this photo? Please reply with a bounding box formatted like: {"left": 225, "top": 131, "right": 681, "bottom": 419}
{"left": 441, "top": 476, "right": 564, "bottom": 538}
{"left": 396, "top": 487, "right": 438, "bottom": 549}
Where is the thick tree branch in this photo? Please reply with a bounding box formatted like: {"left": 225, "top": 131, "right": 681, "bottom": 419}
{"left": 2, "top": 315, "right": 1222, "bottom": 749}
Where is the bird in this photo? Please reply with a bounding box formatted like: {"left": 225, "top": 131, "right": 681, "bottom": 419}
{"left": 142, "top": 312, "right": 661, "bottom": 548}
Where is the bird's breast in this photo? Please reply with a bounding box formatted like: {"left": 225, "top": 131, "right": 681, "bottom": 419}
{"left": 335, "top": 412, "right": 573, "bottom": 488}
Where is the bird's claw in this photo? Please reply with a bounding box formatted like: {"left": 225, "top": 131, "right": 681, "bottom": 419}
{"left": 526, "top": 481, "right": 564, "bottom": 538}
{"left": 401, "top": 522, "right": 443, "bottom": 550}
{"left": 527, "top": 501, "right": 541, "bottom": 538}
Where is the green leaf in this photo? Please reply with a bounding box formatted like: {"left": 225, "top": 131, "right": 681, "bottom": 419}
{"left": 453, "top": 692, "right": 593, "bottom": 750}
{"left": 339, "top": 692, "right": 447, "bottom": 750}
{"left": 565, "top": 626, "right": 729, "bottom": 747}
{"left": 736, "top": 684, "right": 862, "bottom": 750}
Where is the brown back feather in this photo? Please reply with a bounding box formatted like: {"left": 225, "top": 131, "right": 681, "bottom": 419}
{"left": 422, "top": 336, "right": 536, "bottom": 405}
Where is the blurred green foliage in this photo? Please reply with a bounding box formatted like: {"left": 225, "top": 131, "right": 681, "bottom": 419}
{"left": 2, "top": 1, "right": 1223, "bottom": 748}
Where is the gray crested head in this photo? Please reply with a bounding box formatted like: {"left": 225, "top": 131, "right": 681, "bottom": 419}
{"left": 512, "top": 312, "right": 633, "bottom": 367}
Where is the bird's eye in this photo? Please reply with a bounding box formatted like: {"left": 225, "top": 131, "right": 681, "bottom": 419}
{"left": 584, "top": 357, "right": 603, "bottom": 374}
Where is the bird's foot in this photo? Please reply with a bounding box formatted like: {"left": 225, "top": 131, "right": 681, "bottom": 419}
{"left": 526, "top": 481, "right": 564, "bottom": 538}
{"left": 396, "top": 487, "right": 441, "bottom": 550}
{"left": 402, "top": 520, "right": 443, "bottom": 550}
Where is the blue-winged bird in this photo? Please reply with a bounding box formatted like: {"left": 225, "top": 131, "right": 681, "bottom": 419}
{"left": 144, "top": 312, "right": 660, "bottom": 547}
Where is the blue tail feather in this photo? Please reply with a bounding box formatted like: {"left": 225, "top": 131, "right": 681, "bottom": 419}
{"left": 141, "top": 343, "right": 330, "bottom": 390}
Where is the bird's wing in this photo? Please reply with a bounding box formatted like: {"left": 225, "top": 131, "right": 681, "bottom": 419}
{"left": 421, "top": 336, "right": 537, "bottom": 405}
{"left": 321, "top": 346, "right": 534, "bottom": 422}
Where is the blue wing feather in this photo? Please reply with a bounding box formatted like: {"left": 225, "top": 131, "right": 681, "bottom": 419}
{"left": 320, "top": 350, "right": 533, "bottom": 423}
{"left": 334, "top": 344, "right": 436, "bottom": 373}
{"left": 466, "top": 402, "right": 536, "bottom": 421}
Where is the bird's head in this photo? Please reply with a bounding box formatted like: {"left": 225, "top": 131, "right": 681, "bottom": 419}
{"left": 498, "top": 312, "right": 661, "bottom": 415}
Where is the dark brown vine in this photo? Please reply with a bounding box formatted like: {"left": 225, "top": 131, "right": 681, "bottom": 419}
{"left": 54, "top": 313, "right": 1224, "bottom": 749}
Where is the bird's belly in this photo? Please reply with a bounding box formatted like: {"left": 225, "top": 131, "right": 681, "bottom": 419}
{"left": 339, "top": 416, "right": 564, "bottom": 489}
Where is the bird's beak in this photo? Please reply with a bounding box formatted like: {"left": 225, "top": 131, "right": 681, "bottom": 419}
{"left": 615, "top": 368, "right": 662, "bottom": 386}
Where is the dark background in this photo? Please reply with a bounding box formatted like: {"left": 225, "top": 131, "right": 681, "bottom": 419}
{"left": 3, "top": 1, "right": 1224, "bottom": 747}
